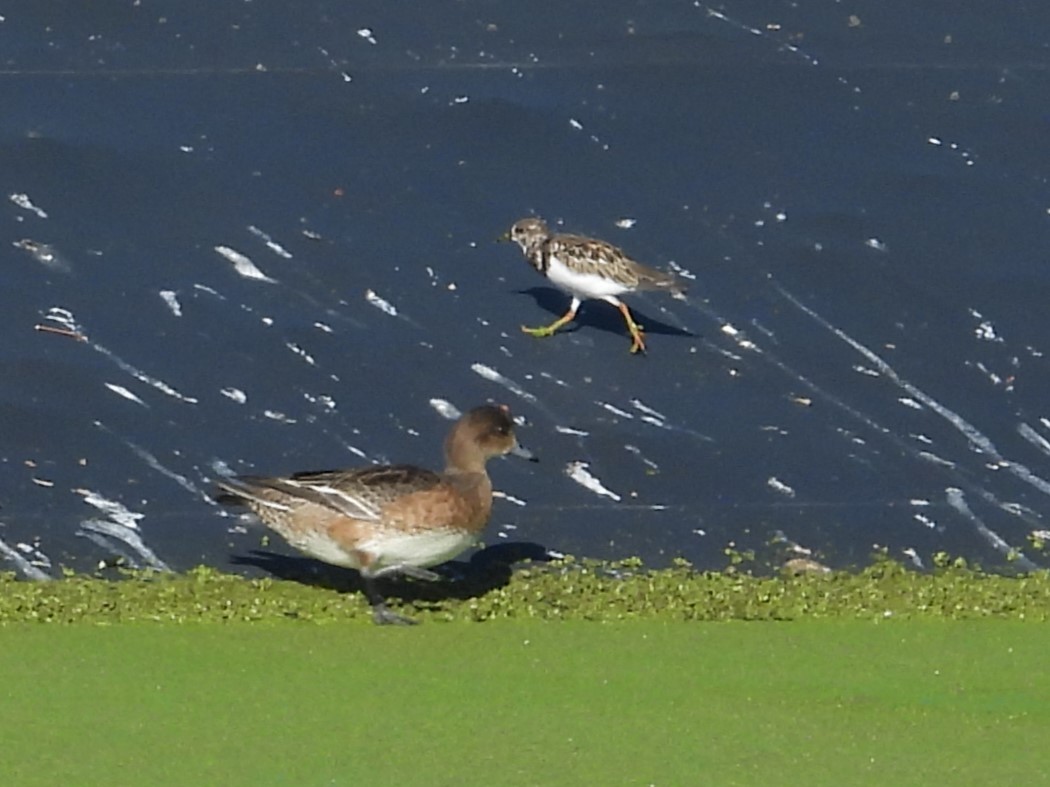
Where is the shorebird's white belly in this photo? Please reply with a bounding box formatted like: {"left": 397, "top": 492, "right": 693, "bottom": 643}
{"left": 546, "top": 255, "right": 628, "bottom": 300}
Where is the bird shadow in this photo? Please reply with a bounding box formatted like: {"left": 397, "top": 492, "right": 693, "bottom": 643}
{"left": 229, "top": 541, "right": 555, "bottom": 608}
{"left": 517, "top": 286, "right": 696, "bottom": 341}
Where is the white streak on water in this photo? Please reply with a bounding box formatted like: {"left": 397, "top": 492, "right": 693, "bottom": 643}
{"left": 78, "top": 518, "right": 171, "bottom": 572}
{"left": 429, "top": 398, "right": 461, "bottom": 420}
{"left": 565, "top": 461, "right": 621, "bottom": 502}
{"left": 247, "top": 225, "right": 293, "bottom": 258}
{"left": 193, "top": 283, "right": 224, "bottom": 298}
{"left": 470, "top": 363, "right": 538, "bottom": 403}
{"left": 667, "top": 260, "right": 697, "bottom": 280}
{"left": 630, "top": 398, "right": 666, "bottom": 421}
{"left": 555, "top": 425, "right": 589, "bottom": 436}
{"left": 902, "top": 548, "right": 924, "bottom": 569}
{"left": 215, "top": 245, "right": 277, "bottom": 283}
{"left": 303, "top": 392, "right": 336, "bottom": 411}
{"left": 0, "top": 537, "right": 51, "bottom": 580}
{"left": 539, "top": 371, "right": 570, "bottom": 387}
{"left": 78, "top": 490, "right": 145, "bottom": 530}
{"left": 124, "top": 440, "right": 207, "bottom": 499}
{"left": 913, "top": 513, "right": 937, "bottom": 529}
{"left": 945, "top": 488, "right": 1036, "bottom": 570}
{"left": 104, "top": 383, "right": 147, "bottom": 407}
{"left": 286, "top": 342, "right": 317, "bottom": 366}
{"left": 624, "top": 444, "right": 659, "bottom": 471}
{"left": 159, "top": 290, "right": 183, "bottom": 316}
{"left": 365, "top": 289, "right": 398, "bottom": 316}
{"left": 767, "top": 477, "right": 796, "bottom": 498}
{"left": 45, "top": 307, "right": 199, "bottom": 404}
{"left": 778, "top": 285, "right": 1050, "bottom": 499}
{"left": 719, "top": 322, "right": 757, "bottom": 350}
{"left": 598, "top": 402, "right": 633, "bottom": 419}
{"left": 1017, "top": 423, "right": 1050, "bottom": 457}
{"left": 263, "top": 410, "right": 297, "bottom": 423}
{"left": 9, "top": 192, "right": 48, "bottom": 218}
{"left": 221, "top": 387, "right": 247, "bottom": 404}
{"left": 702, "top": 6, "right": 820, "bottom": 66}
{"left": 917, "top": 451, "right": 956, "bottom": 468}
{"left": 492, "top": 491, "right": 526, "bottom": 506}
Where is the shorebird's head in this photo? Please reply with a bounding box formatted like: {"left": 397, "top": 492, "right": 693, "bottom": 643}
{"left": 502, "top": 217, "right": 550, "bottom": 252}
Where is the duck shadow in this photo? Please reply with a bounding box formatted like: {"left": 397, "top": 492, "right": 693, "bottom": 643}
{"left": 517, "top": 286, "right": 696, "bottom": 341}
{"left": 230, "top": 541, "right": 554, "bottom": 607}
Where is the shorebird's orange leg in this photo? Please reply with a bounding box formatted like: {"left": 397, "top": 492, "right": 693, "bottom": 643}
{"left": 522, "top": 298, "right": 580, "bottom": 338}
{"left": 615, "top": 302, "right": 647, "bottom": 354}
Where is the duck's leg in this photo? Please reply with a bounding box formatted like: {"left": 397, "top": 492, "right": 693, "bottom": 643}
{"left": 360, "top": 569, "right": 418, "bottom": 626}
{"left": 522, "top": 297, "right": 581, "bottom": 338}
{"left": 611, "top": 299, "right": 647, "bottom": 353}
{"left": 372, "top": 564, "right": 441, "bottom": 582}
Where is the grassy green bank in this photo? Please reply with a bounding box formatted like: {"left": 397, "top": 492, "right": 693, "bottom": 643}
{"left": 3, "top": 556, "right": 1050, "bottom": 623}
{"left": 3, "top": 621, "right": 1047, "bottom": 785}
{"left": 2, "top": 561, "right": 1050, "bottom": 784}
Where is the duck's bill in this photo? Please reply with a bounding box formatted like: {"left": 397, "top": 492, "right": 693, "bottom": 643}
{"left": 496, "top": 230, "right": 511, "bottom": 242}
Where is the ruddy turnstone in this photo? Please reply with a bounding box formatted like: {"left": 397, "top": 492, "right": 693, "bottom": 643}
{"left": 502, "top": 217, "right": 686, "bottom": 353}
{"left": 217, "top": 405, "right": 537, "bottom": 625}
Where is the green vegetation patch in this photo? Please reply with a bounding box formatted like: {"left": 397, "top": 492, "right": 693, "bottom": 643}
{"left": 2, "top": 555, "right": 1050, "bottom": 623}
{"left": 2, "top": 621, "right": 1048, "bottom": 784}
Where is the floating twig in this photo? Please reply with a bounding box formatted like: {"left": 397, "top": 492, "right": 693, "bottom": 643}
{"left": 34, "top": 323, "right": 87, "bottom": 342}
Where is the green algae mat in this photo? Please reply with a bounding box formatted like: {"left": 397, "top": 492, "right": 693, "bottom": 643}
{"left": 2, "top": 622, "right": 1047, "bottom": 785}
{"left": 2, "top": 562, "right": 1049, "bottom": 784}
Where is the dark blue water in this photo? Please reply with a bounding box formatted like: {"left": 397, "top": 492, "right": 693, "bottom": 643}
{"left": 3, "top": 2, "right": 1050, "bottom": 578}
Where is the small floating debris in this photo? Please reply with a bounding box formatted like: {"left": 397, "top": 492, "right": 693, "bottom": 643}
{"left": 34, "top": 323, "right": 87, "bottom": 341}
{"left": 781, "top": 558, "right": 831, "bottom": 575}
{"left": 14, "top": 239, "right": 71, "bottom": 272}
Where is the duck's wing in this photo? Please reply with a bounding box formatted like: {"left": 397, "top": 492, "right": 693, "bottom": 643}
{"left": 219, "top": 464, "right": 442, "bottom": 522}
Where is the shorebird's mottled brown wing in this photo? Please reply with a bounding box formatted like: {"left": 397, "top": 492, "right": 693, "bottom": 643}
{"left": 547, "top": 233, "right": 686, "bottom": 294}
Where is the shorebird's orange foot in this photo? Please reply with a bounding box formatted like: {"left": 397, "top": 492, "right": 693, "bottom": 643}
{"left": 521, "top": 324, "right": 558, "bottom": 337}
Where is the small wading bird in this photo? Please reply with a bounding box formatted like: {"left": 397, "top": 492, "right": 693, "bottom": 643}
{"left": 502, "top": 217, "right": 686, "bottom": 353}
{"left": 217, "top": 405, "right": 536, "bottom": 625}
